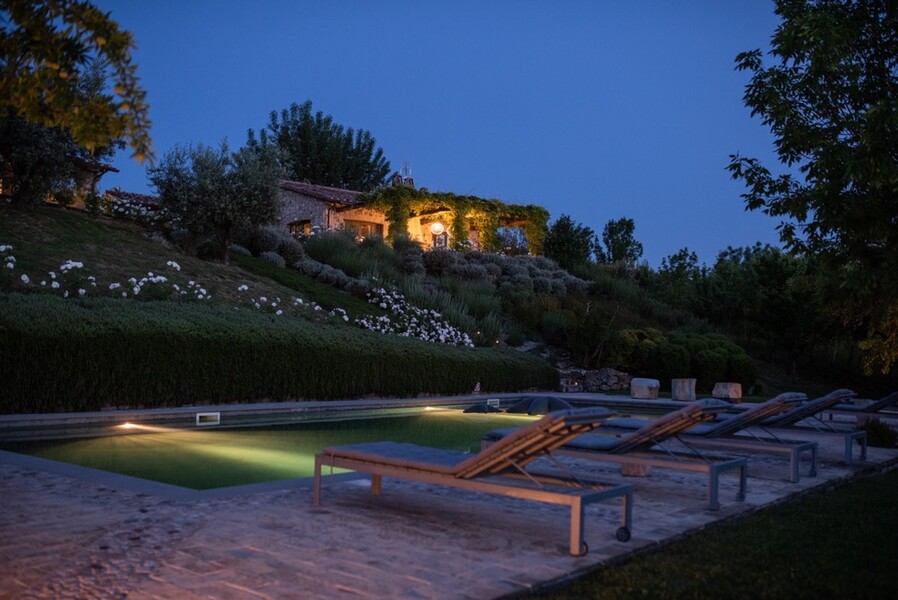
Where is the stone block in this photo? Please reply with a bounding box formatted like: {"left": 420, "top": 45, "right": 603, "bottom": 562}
{"left": 620, "top": 463, "right": 652, "bottom": 477}
{"left": 671, "top": 378, "right": 697, "bottom": 401}
{"left": 712, "top": 382, "right": 742, "bottom": 402}
{"left": 630, "top": 377, "right": 660, "bottom": 399}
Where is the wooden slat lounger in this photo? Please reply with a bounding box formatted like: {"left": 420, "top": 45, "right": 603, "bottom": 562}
{"left": 742, "top": 389, "right": 866, "bottom": 465}
{"left": 602, "top": 393, "right": 820, "bottom": 483}
{"left": 484, "top": 399, "right": 748, "bottom": 511}
{"left": 313, "top": 407, "right": 633, "bottom": 556}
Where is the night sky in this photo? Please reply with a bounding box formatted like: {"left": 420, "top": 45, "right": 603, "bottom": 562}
{"left": 95, "top": 0, "right": 786, "bottom": 267}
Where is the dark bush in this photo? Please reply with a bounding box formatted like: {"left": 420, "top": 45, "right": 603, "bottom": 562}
{"left": 692, "top": 349, "right": 729, "bottom": 391}
{"left": 422, "top": 249, "right": 458, "bottom": 277}
{"left": 248, "top": 226, "right": 281, "bottom": 255}
{"left": 727, "top": 353, "right": 759, "bottom": 388}
{"left": 400, "top": 248, "right": 425, "bottom": 276}
{"left": 646, "top": 341, "right": 691, "bottom": 386}
{"left": 861, "top": 418, "right": 898, "bottom": 448}
{"left": 277, "top": 237, "right": 306, "bottom": 264}
{"left": 260, "top": 251, "right": 286, "bottom": 268}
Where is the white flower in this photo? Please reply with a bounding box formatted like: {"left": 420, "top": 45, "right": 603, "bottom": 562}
{"left": 64, "top": 290, "right": 69, "bottom": 298}
{"left": 133, "top": 286, "right": 140, "bottom": 294}
{"left": 166, "top": 260, "right": 181, "bottom": 271}
{"left": 122, "top": 291, "right": 127, "bottom": 297}
{"left": 20, "top": 273, "right": 29, "bottom": 283}
{"left": 109, "top": 283, "right": 121, "bottom": 290}
{"left": 49, "top": 271, "right": 56, "bottom": 279}
{"left": 78, "top": 288, "right": 86, "bottom": 296}
{"left": 87, "top": 275, "right": 96, "bottom": 281}
{"left": 0, "top": 244, "right": 10, "bottom": 251}
{"left": 41, "top": 280, "right": 46, "bottom": 286}
{"left": 51, "top": 281, "right": 59, "bottom": 289}
{"left": 276, "top": 310, "right": 283, "bottom": 316}
{"left": 260, "top": 296, "right": 268, "bottom": 303}
{"left": 237, "top": 284, "right": 248, "bottom": 292}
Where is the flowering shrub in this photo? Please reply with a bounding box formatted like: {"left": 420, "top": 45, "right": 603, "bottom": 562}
{"left": 99, "top": 195, "right": 174, "bottom": 227}
{"left": 355, "top": 287, "right": 474, "bottom": 347}
{"left": 1, "top": 244, "right": 15, "bottom": 270}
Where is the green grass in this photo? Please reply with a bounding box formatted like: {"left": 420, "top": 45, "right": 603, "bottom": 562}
{"left": 0, "top": 204, "right": 368, "bottom": 314}
{"left": 535, "top": 469, "right": 898, "bottom": 599}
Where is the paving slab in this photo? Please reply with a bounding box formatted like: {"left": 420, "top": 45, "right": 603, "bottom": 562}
{"left": 1, "top": 429, "right": 896, "bottom": 599}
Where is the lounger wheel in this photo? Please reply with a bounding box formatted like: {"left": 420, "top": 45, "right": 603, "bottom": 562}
{"left": 616, "top": 527, "right": 631, "bottom": 542}
{"left": 574, "top": 541, "right": 589, "bottom": 557}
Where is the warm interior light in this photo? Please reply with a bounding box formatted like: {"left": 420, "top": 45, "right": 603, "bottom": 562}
{"left": 430, "top": 222, "right": 444, "bottom": 235}
{"left": 119, "top": 422, "right": 139, "bottom": 429}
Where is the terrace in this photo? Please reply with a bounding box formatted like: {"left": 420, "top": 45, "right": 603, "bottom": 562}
{"left": 1, "top": 393, "right": 896, "bottom": 598}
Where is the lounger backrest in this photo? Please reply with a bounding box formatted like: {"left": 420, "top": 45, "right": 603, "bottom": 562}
{"left": 606, "top": 398, "right": 731, "bottom": 454}
{"left": 866, "top": 391, "right": 898, "bottom": 413}
{"left": 453, "top": 407, "right": 616, "bottom": 479}
{"left": 698, "top": 392, "right": 806, "bottom": 437}
{"left": 763, "top": 389, "right": 855, "bottom": 427}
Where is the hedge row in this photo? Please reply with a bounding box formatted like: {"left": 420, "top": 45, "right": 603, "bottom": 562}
{"left": 0, "top": 294, "right": 558, "bottom": 413}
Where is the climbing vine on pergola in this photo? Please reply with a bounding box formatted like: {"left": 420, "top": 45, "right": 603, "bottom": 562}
{"left": 361, "top": 186, "right": 549, "bottom": 254}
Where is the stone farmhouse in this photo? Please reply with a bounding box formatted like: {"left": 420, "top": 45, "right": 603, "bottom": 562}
{"left": 104, "top": 174, "right": 547, "bottom": 253}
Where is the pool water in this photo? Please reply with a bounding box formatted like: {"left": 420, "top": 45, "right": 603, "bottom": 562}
{"left": 0, "top": 410, "right": 536, "bottom": 490}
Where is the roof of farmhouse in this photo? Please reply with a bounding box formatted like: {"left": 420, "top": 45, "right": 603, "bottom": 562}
{"left": 279, "top": 180, "right": 364, "bottom": 206}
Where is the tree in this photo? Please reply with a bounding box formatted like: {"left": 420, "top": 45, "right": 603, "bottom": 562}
{"left": 599, "top": 217, "right": 643, "bottom": 265}
{"left": 0, "top": 111, "right": 77, "bottom": 207}
{"left": 727, "top": 0, "right": 898, "bottom": 373}
{"left": 0, "top": 0, "right": 151, "bottom": 160}
{"left": 542, "top": 214, "right": 598, "bottom": 271}
{"left": 0, "top": 60, "right": 124, "bottom": 208}
{"left": 653, "top": 247, "right": 705, "bottom": 312}
{"left": 148, "top": 140, "right": 282, "bottom": 264}
{"left": 258, "top": 100, "right": 390, "bottom": 191}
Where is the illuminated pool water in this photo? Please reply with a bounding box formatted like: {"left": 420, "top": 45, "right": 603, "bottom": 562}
{"left": 0, "top": 410, "right": 536, "bottom": 490}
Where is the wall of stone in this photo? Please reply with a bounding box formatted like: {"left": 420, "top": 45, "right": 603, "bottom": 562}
{"left": 277, "top": 189, "right": 329, "bottom": 230}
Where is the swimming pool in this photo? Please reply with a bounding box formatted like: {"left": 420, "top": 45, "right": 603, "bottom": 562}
{"left": 0, "top": 410, "right": 536, "bottom": 490}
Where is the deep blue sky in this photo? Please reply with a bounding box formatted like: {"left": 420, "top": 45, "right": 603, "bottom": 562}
{"left": 96, "top": 0, "right": 785, "bottom": 267}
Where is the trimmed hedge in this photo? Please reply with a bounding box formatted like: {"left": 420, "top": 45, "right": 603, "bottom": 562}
{"left": 0, "top": 294, "right": 558, "bottom": 413}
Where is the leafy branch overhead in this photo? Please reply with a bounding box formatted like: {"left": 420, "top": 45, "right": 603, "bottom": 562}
{"left": 0, "top": 0, "right": 152, "bottom": 161}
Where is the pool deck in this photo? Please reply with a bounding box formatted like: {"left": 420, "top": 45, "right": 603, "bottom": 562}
{"left": 2, "top": 394, "right": 897, "bottom": 599}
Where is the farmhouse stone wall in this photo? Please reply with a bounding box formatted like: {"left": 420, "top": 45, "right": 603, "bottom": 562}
{"left": 278, "top": 189, "right": 330, "bottom": 230}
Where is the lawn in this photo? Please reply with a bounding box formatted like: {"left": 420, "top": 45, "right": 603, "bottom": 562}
{"left": 535, "top": 468, "right": 898, "bottom": 599}
{"left": 0, "top": 204, "right": 378, "bottom": 318}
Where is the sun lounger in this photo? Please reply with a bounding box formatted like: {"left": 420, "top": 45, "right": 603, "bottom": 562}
{"left": 482, "top": 399, "right": 747, "bottom": 511}
{"left": 313, "top": 407, "right": 633, "bottom": 556}
{"left": 602, "top": 393, "right": 820, "bottom": 483}
{"left": 821, "top": 391, "right": 898, "bottom": 425}
{"left": 742, "top": 389, "right": 866, "bottom": 465}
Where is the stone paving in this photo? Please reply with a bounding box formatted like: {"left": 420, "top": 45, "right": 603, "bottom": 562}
{"left": 1, "top": 431, "right": 896, "bottom": 599}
